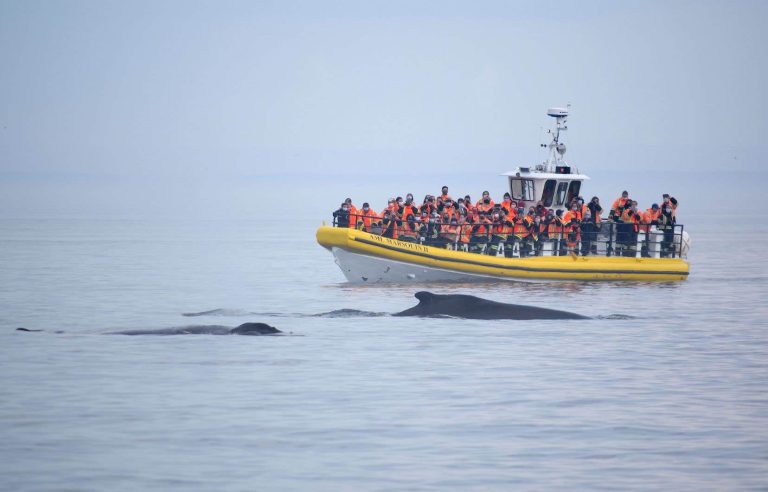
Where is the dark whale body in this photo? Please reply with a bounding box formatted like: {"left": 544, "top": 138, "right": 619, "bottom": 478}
{"left": 16, "top": 322, "right": 281, "bottom": 336}
{"left": 394, "top": 291, "right": 589, "bottom": 320}
{"left": 111, "top": 322, "right": 281, "bottom": 336}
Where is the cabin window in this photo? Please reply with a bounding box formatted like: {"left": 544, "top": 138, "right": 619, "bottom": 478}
{"left": 542, "top": 180, "right": 556, "bottom": 207}
{"left": 555, "top": 181, "right": 569, "bottom": 206}
{"left": 567, "top": 181, "right": 582, "bottom": 204}
{"left": 510, "top": 179, "right": 535, "bottom": 201}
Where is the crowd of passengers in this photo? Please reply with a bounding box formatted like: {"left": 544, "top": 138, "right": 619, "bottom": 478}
{"left": 333, "top": 187, "right": 679, "bottom": 258}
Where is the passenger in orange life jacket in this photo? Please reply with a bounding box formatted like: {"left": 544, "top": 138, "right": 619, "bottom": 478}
{"left": 662, "top": 193, "right": 678, "bottom": 218}
{"left": 400, "top": 193, "right": 418, "bottom": 219}
{"left": 576, "top": 196, "right": 588, "bottom": 219}
{"left": 442, "top": 199, "right": 457, "bottom": 220}
{"left": 358, "top": 202, "right": 379, "bottom": 231}
{"left": 381, "top": 207, "right": 400, "bottom": 239}
{"left": 463, "top": 195, "right": 476, "bottom": 214}
{"left": 344, "top": 198, "right": 358, "bottom": 228}
{"left": 440, "top": 215, "right": 460, "bottom": 248}
{"left": 618, "top": 201, "right": 642, "bottom": 256}
{"left": 561, "top": 203, "right": 582, "bottom": 254}
{"left": 420, "top": 195, "right": 436, "bottom": 216}
{"left": 488, "top": 209, "right": 511, "bottom": 256}
{"left": 476, "top": 191, "right": 495, "bottom": 213}
{"left": 549, "top": 209, "right": 566, "bottom": 255}
{"left": 456, "top": 198, "right": 469, "bottom": 218}
{"left": 501, "top": 193, "right": 515, "bottom": 217}
{"left": 399, "top": 214, "right": 420, "bottom": 243}
{"left": 610, "top": 190, "right": 629, "bottom": 221}
{"left": 468, "top": 211, "right": 490, "bottom": 253}
{"left": 642, "top": 203, "right": 661, "bottom": 230}
{"left": 439, "top": 186, "right": 452, "bottom": 204}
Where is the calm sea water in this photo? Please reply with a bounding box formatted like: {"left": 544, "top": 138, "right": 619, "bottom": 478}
{"left": 1, "top": 216, "right": 767, "bottom": 491}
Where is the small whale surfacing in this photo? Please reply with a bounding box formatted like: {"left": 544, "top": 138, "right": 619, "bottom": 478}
{"left": 112, "top": 322, "right": 281, "bottom": 336}
{"left": 16, "top": 322, "right": 282, "bottom": 336}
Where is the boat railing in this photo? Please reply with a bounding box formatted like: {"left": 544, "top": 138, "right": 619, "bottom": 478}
{"left": 331, "top": 216, "right": 688, "bottom": 260}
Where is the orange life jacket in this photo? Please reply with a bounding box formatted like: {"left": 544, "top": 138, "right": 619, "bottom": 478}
{"left": 475, "top": 199, "right": 495, "bottom": 213}
{"left": 621, "top": 209, "right": 641, "bottom": 233}
{"left": 611, "top": 197, "right": 628, "bottom": 219}
{"left": 347, "top": 205, "right": 358, "bottom": 228}
{"left": 548, "top": 218, "right": 563, "bottom": 239}
{"left": 513, "top": 216, "right": 532, "bottom": 238}
{"left": 440, "top": 223, "right": 460, "bottom": 243}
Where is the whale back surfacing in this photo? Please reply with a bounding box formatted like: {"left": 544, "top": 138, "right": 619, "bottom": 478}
{"left": 395, "top": 291, "right": 588, "bottom": 320}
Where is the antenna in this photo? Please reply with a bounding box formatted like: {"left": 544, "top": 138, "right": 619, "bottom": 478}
{"left": 544, "top": 106, "right": 570, "bottom": 172}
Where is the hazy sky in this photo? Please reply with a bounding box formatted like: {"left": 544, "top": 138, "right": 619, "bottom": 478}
{"left": 1, "top": 0, "right": 765, "bottom": 218}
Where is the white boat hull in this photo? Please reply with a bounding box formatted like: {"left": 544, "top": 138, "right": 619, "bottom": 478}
{"left": 331, "top": 247, "right": 522, "bottom": 284}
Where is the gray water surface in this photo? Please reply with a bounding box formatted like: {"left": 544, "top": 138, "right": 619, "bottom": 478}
{"left": 1, "top": 217, "right": 766, "bottom": 491}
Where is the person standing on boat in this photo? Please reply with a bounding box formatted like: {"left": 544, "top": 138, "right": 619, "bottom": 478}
{"left": 659, "top": 202, "right": 676, "bottom": 257}
{"left": 619, "top": 201, "right": 642, "bottom": 256}
{"left": 580, "top": 210, "right": 597, "bottom": 255}
{"left": 468, "top": 211, "right": 490, "bottom": 253}
{"left": 610, "top": 191, "right": 630, "bottom": 221}
{"left": 463, "top": 195, "right": 476, "bottom": 214}
{"left": 662, "top": 194, "right": 678, "bottom": 218}
{"left": 488, "top": 209, "right": 511, "bottom": 256}
{"left": 381, "top": 206, "right": 401, "bottom": 240}
{"left": 344, "top": 198, "right": 358, "bottom": 228}
{"left": 641, "top": 203, "right": 661, "bottom": 232}
{"left": 333, "top": 202, "right": 350, "bottom": 228}
{"left": 562, "top": 203, "right": 582, "bottom": 254}
{"left": 587, "top": 196, "right": 603, "bottom": 225}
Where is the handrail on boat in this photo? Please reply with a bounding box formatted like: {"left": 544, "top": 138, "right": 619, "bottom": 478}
{"left": 330, "top": 216, "right": 687, "bottom": 260}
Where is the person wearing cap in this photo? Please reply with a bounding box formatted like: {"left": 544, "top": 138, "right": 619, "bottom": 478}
{"left": 332, "top": 202, "right": 350, "bottom": 228}
{"left": 610, "top": 191, "right": 630, "bottom": 221}
{"left": 662, "top": 193, "right": 678, "bottom": 218}
{"left": 641, "top": 203, "right": 661, "bottom": 232}
{"left": 501, "top": 193, "right": 515, "bottom": 216}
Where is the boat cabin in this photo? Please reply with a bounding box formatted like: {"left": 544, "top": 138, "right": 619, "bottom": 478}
{"left": 502, "top": 106, "right": 589, "bottom": 212}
